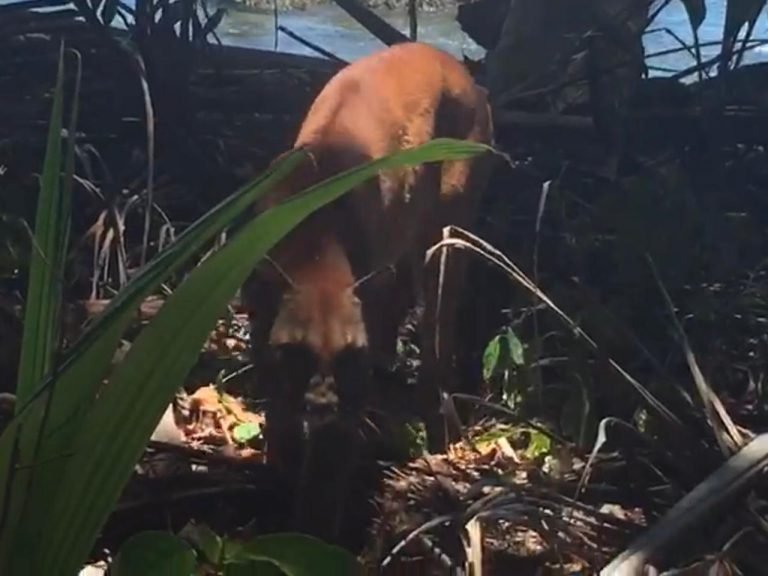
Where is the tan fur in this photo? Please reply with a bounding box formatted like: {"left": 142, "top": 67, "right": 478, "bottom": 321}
{"left": 243, "top": 41, "right": 494, "bottom": 464}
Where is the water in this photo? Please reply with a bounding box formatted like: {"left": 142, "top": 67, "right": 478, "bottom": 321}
{"left": 3, "top": 0, "right": 768, "bottom": 73}
{"left": 207, "top": 0, "right": 768, "bottom": 74}
{"left": 214, "top": 3, "right": 486, "bottom": 61}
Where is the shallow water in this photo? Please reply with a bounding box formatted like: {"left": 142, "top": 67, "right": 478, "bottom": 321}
{"left": 213, "top": 3, "right": 486, "bottom": 61}
{"left": 3, "top": 0, "right": 768, "bottom": 73}
{"left": 207, "top": 0, "right": 768, "bottom": 75}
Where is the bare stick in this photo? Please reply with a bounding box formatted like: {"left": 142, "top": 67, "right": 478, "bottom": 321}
{"left": 278, "top": 25, "right": 347, "bottom": 63}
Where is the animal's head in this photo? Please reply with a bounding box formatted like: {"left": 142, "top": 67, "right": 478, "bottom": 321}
{"left": 266, "top": 236, "right": 372, "bottom": 429}
{"left": 269, "top": 281, "right": 369, "bottom": 367}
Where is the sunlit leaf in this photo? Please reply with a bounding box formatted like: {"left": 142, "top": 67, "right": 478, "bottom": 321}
{"left": 524, "top": 429, "right": 552, "bottom": 459}
{"left": 503, "top": 327, "right": 525, "bottom": 367}
{"left": 482, "top": 334, "right": 501, "bottom": 381}
{"left": 482, "top": 327, "right": 524, "bottom": 382}
{"left": 232, "top": 422, "right": 261, "bottom": 443}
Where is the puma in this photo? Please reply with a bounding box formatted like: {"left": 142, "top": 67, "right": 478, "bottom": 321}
{"left": 242, "top": 41, "right": 494, "bottom": 500}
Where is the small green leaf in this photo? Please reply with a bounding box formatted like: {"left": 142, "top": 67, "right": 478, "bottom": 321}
{"left": 503, "top": 327, "right": 525, "bottom": 367}
{"left": 232, "top": 422, "right": 261, "bottom": 444}
{"left": 482, "top": 334, "right": 501, "bottom": 381}
{"left": 483, "top": 327, "right": 524, "bottom": 382}
{"left": 524, "top": 429, "right": 552, "bottom": 460}
{"left": 224, "top": 533, "right": 358, "bottom": 576}
{"left": 111, "top": 531, "right": 197, "bottom": 576}
{"left": 179, "top": 521, "right": 222, "bottom": 566}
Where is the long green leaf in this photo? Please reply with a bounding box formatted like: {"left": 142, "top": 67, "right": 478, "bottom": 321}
{"left": 2, "top": 148, "right": 308, "bottom": 576}
{"left": 40, "top": 138, "right": 490, "bottom": 575}
{"left": 0, "top": 41, "right": 69, "bottom": 574}
{"left": 15, "top": 39, "right": 67, "bottom": 406}
{"left": 12, "top": 145, "right": 306, "bottom": 426}
{"left": 57, "top": 48, "right": 83, "bottom": 329}
{"left": 14, "top": 49, "right": 86, "bottom": 553}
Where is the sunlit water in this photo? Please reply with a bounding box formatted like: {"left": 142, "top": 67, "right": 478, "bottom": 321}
{"left": 4, "top": 0, "right": 768, "bottom": 73}
{"left": 174, "top": 0, "right": 768, "bottom": 74}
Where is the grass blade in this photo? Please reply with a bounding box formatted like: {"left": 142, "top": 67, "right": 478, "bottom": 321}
{"left": 0, "top": 41, "right": 69, "bottom": 573}
{"left": 15, "top": 39, "right": 67, "bottom": 407}
{"left": 1, "top": 139, "right": 307, "bottom": 576}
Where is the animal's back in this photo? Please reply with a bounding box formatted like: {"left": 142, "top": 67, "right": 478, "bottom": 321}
{"left": 295, "top": 42, "right": 490, "bottom": 160}
{"left": 291, "top": 41, "right": 493, "bottom": 276}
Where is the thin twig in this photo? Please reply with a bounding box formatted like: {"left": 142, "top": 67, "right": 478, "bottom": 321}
{"left": 134, "top": 52, "right": 155, "bottom": 268}
{"left": 277, "top": 25, "right": 347, "bottom": 63}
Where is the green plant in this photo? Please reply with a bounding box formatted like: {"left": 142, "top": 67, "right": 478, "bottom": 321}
{"left": 482, "top": 325, "right": 527, "bottom": 409}
{"left": 0, "top": 43, "right": 493, "bottom": 576}
{"left": 110, "top": 524, "right": 356, "bottom": 576}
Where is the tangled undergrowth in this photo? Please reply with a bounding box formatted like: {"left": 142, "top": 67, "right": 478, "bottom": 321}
{"left": 5, "top": 0, "right": 768, "bottom": 573}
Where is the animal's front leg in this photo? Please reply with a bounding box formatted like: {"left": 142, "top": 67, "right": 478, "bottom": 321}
{"left": 262, "top": 351, "right": 308, "bottom": 480}
{"left": 293, "top": 350, "right": 370, "bottom": 545}
{"left": 293, "top": 417, "right": 362, "bottom": 545}
{"left": 243, "top": 269, "right": 308, "bottom": 476}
